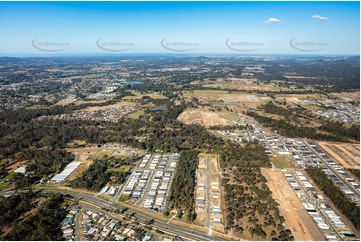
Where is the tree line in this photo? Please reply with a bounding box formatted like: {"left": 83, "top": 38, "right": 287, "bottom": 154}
{"left": 223, "top": 166, "right": 293, "bottom": 240}
{"left": 0, "top": 192, "right": 34, "bottom": 232}
{"left": 167, "top": 150, "right": 198, "bottom": 221}
{"left": 246, "top": 111, "right": 345, "bottom": 142}
{"left": 4, "top": 194, "right": 67, "bottom": 241}
{"left": 70, "top": 157, "right": 131, "bottom": 192}
{"left": 259, "top": 101, "right": 360, "bottom": 141}
{"left": 306, "top": 168, "right": 360, "bottom": 230}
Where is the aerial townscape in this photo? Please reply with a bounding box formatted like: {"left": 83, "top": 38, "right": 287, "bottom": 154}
{"left": 0, "top": 1, "right": 360, "bottom": 242}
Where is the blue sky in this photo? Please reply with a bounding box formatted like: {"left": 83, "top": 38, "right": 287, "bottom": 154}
{"left": 0, "top": 1, "right": 359, "bottom": 55}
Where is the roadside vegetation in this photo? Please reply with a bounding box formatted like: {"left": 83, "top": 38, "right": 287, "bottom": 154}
{"left": 4, "top": 194, "right": 67, "bottom": 241}
{"left": 0, "top": 192, "right": 34, "bottom": 232}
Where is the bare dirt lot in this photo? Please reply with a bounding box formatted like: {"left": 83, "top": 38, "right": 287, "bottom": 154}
{"left": 177, "top": 109, "right": 230, "bottom": 127}
{"left": 261, "top": 168, "right": 324, "bottom": 241}
{"left": 319, "top": 142, "right": 360, "bottom": 169}
{"left": 274, "top": 93, "right": 328, "bottom": 104}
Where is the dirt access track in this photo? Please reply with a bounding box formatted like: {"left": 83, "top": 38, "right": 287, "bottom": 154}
{"left": 261, "top": 168, "right": 324, "bottom": 241}
{"left": 318, "top": 142, "right": 360, "bottom": 169}
{"left": 177, "top": 109, "right": 229, "bottom": 127}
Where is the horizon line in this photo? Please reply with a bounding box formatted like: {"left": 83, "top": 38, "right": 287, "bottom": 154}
{"left": 1, "top": 53, "right": 359, "bottom": 58}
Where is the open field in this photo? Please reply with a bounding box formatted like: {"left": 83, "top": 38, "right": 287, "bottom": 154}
{"left": 122, "top": 91, "right": 168, "bottom": 100}
{"left": 193, "top": 91, "right": 266, "bottom": 105}
{"left": 228, "top": 78, "right": 280, "bottom": 91}
{"left": 73, "top": 100, "right": 109, "bottom": 105}
{"left": 65, "top": 144, "right": 143, "bottom": 160}
{"left": 56, "top": 97, "right": 110, "bottom": 106}
{"left": 107, "top": 165, "right": 131, "bottom": 173}
{"left": 271, "top": 155, "right": 296, "bottom": 169}
{"left": 217, "top": 93, "right": 266, "bottom": 103}
{"left": 127, "top": 109, "right": 145, "bottom": 119}
{"left": 78, "top": 101, "right": 136, "bottom": 112}
{"left": 64, "top": 143, "right": 143, "bottom": 181}
{"left": 182, "top": 89, "right": 270, "bottom": 110}
{"left": 301, "top": 105, "right": 322, "bottom": 111}
{"left": 202, "top": 83, "right": 238, "bottom": 90}
{"left": 177, "top": 109, "right": 230, "bottom": 127}
{"left": 197, "top": 78, "right": 280, "bottom": 91}
{"left": 261, "top": 168, "right": 324, "bottom": 241}
{"left": 26, "top": 105, "right": 50, "bottom": 109}
{"left": 274, "top": 93, "right": 328, "bottom": 104}
{"left": 181, "top": 89, "right": 233, "bottom": 100}
{"left": 318, "top": 142, "right": 360, "bottom": 169}
{"left": 330, "top": 91, "right": 360, "bottom": 102}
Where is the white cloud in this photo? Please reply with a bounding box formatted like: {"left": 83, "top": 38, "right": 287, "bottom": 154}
{"left": 312, "top": 15, "right": 328, "bottom": 21}
{"left": 263, "top": 17, "right": 281, "bottom": 23}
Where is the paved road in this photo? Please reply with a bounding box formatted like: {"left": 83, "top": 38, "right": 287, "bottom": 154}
{"left": 75, "top": 203, "right": 161, "bottom": 241}
{"left": 37, "top": 189, "right": 220, "bottom": 241}
{"left": 136, "top": 171, "right": 154, "bottom": 206}
{"left": 112, "top": 152, "right": 146, "bottom": 205}
{"left": 205, "top": 156, "right": 212, "bottom": 236}
{"left": 293, "top": 172, "right": 342, "bottom": 240}
{"left": 74, "top": 208, "right": 85, "bottom": 241}
{"left": 306, "top": 142, "right": 360, "bottom": 199}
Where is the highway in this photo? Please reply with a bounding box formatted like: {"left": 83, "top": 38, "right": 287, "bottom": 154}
{"left": 37, "top": 189, "right": 221, "bottom": 241}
